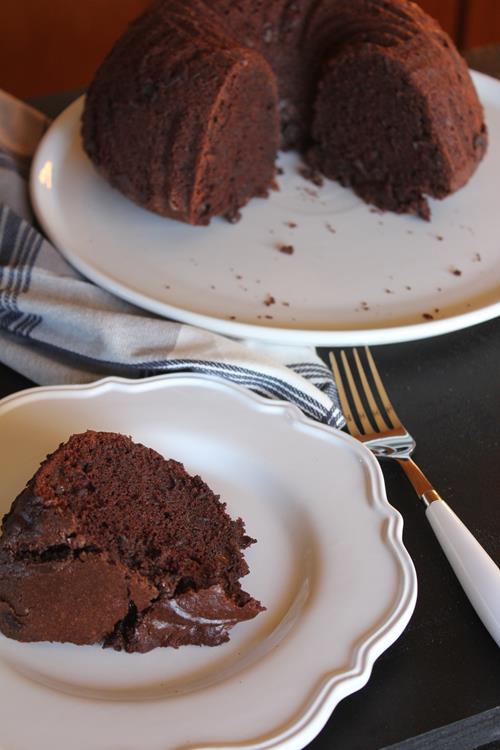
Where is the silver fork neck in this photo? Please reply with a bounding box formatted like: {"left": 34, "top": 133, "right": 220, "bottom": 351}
{"left": 364, "top": 434, "right": 416, "bottom": 460}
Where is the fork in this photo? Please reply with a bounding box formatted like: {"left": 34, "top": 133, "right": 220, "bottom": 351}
{"left": 330, "top": 347, "right": 500, "bottom": 648}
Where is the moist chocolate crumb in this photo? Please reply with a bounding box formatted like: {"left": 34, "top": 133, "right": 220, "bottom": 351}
{"left": 299, "top": 186, "right": 319, "bottom": 198}
{"left": 225, "top": 210, "right": 242, "bottom": 224}
{"left": 235, "top": 274, "right": 243, "bottom": 280}
{"left": 405, "top": 285, "right": 412, "bottom": 290}
{"left": 264, "top": 294, "right": 276, "bottom": 306}
{"left": 451, "top": 268, "right": 462, "bottom": 276}
{"left": 434, "top": 308, "right": 440, "bottom": 313}
{"left": 384, "top": 288, "right": 394, "bottom": 294}
{"left": 229, "top": 315, "right": 236, "bottom": 320}
{"left": 285, "top": 221, "right": 297, "bottom": 228}
{"left": 360, "top": 301, "right": 370, "bottom": 311}
{"left": 165, "top": 284, "right": 171, "bottom": 289}
{"left": 276, "top": 167, "right": 284, "bottom": 176}
{"left": 435, "top": 234, "right": 444, "bottom": 241}
{"left": 422, "top": 312, "right": 434, "bottom": 320}
{"left": 299, "top": 165, "right": 324, "bottom": 187}
{"left": 417, "top": 201, "right": 431, "bottom": 222}
{"left": 278, "top": 243, "right": 294, "bottom": 255}
{"left": 325, "top": 222, "right": 336, "bottom": 234}
{"left": 264, "top": 314, "right": 273, "bottom": 319}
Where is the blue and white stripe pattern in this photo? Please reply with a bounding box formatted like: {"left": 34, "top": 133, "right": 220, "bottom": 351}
{"left": 131, "top": 359, "right": 343, "bottom": 425}
{"left": 0, "top": 90, "right": 344, "bottom": 428}
{"left": 0, "top": 205, "right": 43, "bottom": 337}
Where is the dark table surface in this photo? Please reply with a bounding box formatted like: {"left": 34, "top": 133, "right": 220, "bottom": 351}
{"left": 2, "top": 47, "right": 500, "bottom": 750}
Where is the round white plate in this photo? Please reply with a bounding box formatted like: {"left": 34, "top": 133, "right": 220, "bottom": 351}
{"left": 30, "top": 72, "right": 500, "bottom": 346}
{"left": 0, "top": 375, "right": 416, "bottom": 750}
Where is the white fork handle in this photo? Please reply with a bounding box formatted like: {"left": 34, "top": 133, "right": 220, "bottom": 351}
{"left": 426, "top": 499, "right": 500, "bottom": 647}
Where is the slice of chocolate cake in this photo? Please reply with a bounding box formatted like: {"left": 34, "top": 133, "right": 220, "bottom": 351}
{"left": 0, "top": 431, "right": 263, "bottom": 652}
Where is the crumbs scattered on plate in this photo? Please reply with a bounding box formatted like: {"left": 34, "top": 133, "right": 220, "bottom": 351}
{"left": 298, "top": 165, "right": 324, "bottom": 187}
{"left": 422, "top": 309, "right": 440, "bottom": 320}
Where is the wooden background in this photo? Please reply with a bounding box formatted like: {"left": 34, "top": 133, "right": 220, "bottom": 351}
{"left": 2, "top": 0, "right": 500, "bottom": 98}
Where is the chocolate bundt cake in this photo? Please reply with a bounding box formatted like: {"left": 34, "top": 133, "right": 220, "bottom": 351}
{"left": 82, "top": 0, "right": 487, "bottom": 224}
{"left": 0, "top": 431, "right": 263, "bottom": 652}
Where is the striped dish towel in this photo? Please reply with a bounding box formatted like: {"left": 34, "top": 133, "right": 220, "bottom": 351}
{"left": 0, "top": 89, "right": 344, "bottom": 428}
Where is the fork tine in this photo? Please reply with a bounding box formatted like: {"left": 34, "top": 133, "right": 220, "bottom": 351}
{"left": 364, "top": 346, "right": 402, "bottom": 428}
{"left": 329, "top": 352, "right": 361, "bottom": 438}
{"left": 339, "top": 350, "right": 375, "bottom": 435}
{"left": 352, "top": 349, "right": 390, "bottom": 432}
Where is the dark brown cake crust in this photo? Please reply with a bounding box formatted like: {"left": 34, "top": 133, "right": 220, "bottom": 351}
{"left": 81, "top": 0, "right": 487, "bottom": 224}
{"left": 82, "top": 1, "right": 279, "bottom": 226}
{"left": 0, "top": 431, "right": 264, "bottom": 652}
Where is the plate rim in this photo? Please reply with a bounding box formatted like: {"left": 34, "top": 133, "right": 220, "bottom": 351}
{"left": 29, "top": 71, "right": 500, "bottom": 347}
{"left": 0, "top": 373, "right": 417, "bottom": 750}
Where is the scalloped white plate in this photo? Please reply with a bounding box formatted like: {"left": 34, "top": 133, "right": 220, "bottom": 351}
{"left": 30, "top": 72, "right": 500, "bottom": 346}
{"left": 0, "top": 375, "right": 417, "bottom": 750}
